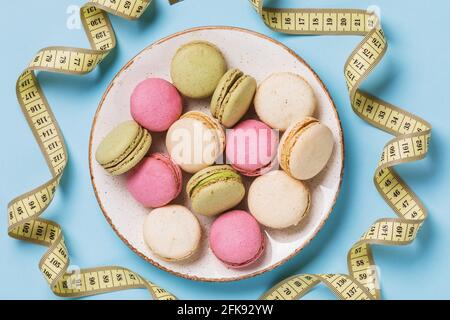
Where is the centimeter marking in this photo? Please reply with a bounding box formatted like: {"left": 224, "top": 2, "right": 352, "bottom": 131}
{"left": 262, "top": 9, "right": 375, "bottom": 35}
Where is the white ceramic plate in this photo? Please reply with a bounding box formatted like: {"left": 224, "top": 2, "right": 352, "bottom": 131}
{"left": 89, "top": 26, "right": 344, "bottom": 282}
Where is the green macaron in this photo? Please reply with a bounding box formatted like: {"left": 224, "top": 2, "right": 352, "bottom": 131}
{"left": 187, "top": 165, "right": 245, "bottom": 216}
{"left": 95, "top": 120, "right": 152, "bottom": 175}
{"left": 171, "top": 41, "right": 227, "bottom": 99}
{"left": 210, "top": 69, "right": 257, "bottom": 128}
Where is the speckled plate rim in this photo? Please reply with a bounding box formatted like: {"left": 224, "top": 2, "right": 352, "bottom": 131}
{"left": 88, "top": 26, "right": 345, "bottom": 282}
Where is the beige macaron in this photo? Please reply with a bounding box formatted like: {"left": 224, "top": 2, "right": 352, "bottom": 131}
{"left": 143, "top": 205, "right": 201, "bottom": 262}
{"left": 278, "top": 117, "right": 334, "bottom": 180}
{"left": 254, "top": 72, "right": 316, "bottom": 131}
{"left": 248, "top": 170, "right": 311, "bottom": 229}
{"left": 166, "top": 111, "right": 225, "bottom": 173}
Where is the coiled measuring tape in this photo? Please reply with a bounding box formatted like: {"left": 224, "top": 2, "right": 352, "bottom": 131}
{"left": 9, "top": 0, "right": 176, "bottom": 300}
{"left": 249, "top": 0, "right": 432, "bottom": 300}
{"left": 8, "top": 0, "right": 431, "bottom": 300}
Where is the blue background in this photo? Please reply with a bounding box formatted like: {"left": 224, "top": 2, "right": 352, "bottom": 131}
{"left": 1, "top": 0, "right": 449, "bottom": 300}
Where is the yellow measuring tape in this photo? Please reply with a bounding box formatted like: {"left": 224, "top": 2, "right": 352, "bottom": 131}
{"left": 9, "top": 0, "right": 176, "bottom": 300}
{"left": 250, "top": 0, "right": 432, "bottom": 300}
{"left": 8, "top": 0, "right": 431, "bottom": 300}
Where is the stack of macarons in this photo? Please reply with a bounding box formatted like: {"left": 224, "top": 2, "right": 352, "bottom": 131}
{"left": 95, "top": 40, "right": 335, "bottom": 268}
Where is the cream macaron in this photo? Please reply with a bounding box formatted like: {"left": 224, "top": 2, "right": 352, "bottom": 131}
{"left": 278, "top": 117, "right": 334, "bottom": 180}
{"left": 166, "top": 111, "right": 225, "bottom": 173}
{"left": 248, "top": 170, "right": 310, "bottom": 229}
{"left": 254, "top": 72, "right": 316, "bottom": 131}
{"left": 143, "top": 205, "right": 201, "bottom": 262}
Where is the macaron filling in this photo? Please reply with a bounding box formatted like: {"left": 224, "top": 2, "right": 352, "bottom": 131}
{"left": 96, "top": 121, "right": 152, "bottom": 175}
{"left": 211, "top": 69, "right": 256, "bottom": 128}
{"left": 106, "top": 130, "right": 151, "bottom": 174}
{"left": 280, "top": 118, "right": 319, "bottom": 174}
{"left": 213, "top": 71, "right": 245, "bottom": 121}
{"left": 211, "top": 69, "right": 243, "bottom": 119}
{"left": 181, "top": 111, "right": 225, "bottom": 148}
{"left": 188, "top": 170, "right": 242, "bottom": 198}
{"left": 100, "top": 125, "right": 144, "bottom": 168}
{"left": 232, "top": 158, "right": 276, "bottom": 177}
{"left": 181, "top": 111, "right": 222, "bottom": 133}
{"left": 218, "top": 76, "right": 250, "bottom": 123}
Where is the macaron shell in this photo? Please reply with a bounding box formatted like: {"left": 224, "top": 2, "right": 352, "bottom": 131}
{"left": 126, "top": 154, "right": 182, "bottom": 208}
{"left": 210, "top": 69, "right": 243, "bottom": 117}
{"left": 191, "top": 179, "right": 245, "bottom": 216}
{"left": 95, "top": 120, "right": 141, "bottom": 165}
{"left": 171, "top": 41, "right": 227, "bottom": 98}
{"left": 186, "top": 165, "right": 236, "bottom": 196}
{"left": 185, "top": 112, "right": 226, "bottom": 152}
{"left": 143, "top": 205, "right": 201, "bottom": 261}
{"left": 108, "top": 130, "right": 151, "bottom": 176}
{"left": 254, "top": 72, "right": 316, "bottom": 130}
{"left": 278, "top": 117, "right": 318, "bottom": 173}
{"left": 226, "top": 119, "right": 278, "bottom": 176}
{"left": 130, "top": 78, "right": 182, "bottom": 132}
{"left": 220, "top": 75, "right": 256, "bottom": 128}
{"left": 287, "top": 122, "right": 334, "bottom": 180}
{"left": 248, "top": 170, "right": 311, "bottom": 229}
{"left": 166, "top": 112, "right": 225, "bottom": 173}
{"left": 156, "top": 153, "right": 183, "bottom": 196}
{"left": 210, "top": 210, "right": 264, "bottom": 268}
{"left": 231, "top": 162, "right": 275, "bottom": 177}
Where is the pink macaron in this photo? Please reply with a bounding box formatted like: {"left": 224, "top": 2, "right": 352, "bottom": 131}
{"left": 210, "top": 210, "right": 265, "bottom": 268}
{"left": 130, "top": 78, "right": 182, "bottom": 132}
{"left": 226, "top": 119, "right": 278, "bottom": 176}
{"left": 126, "top": 153, "right": 182, "bottom": 208}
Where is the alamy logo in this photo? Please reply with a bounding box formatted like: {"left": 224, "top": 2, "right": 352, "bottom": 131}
{"left": 66, "top": 5, "right": 81, "bottom": 30}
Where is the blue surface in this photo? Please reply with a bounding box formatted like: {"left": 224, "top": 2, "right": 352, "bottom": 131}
{"left": 1, "top": 0, "right": 449, "bottom": 300}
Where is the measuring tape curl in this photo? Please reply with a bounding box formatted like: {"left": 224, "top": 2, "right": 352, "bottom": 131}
{"left": 8, "top": 0, "right": 176, "bottom": 300}
{"left": 249, "top": 0, "right": 432, "bottom": 300}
